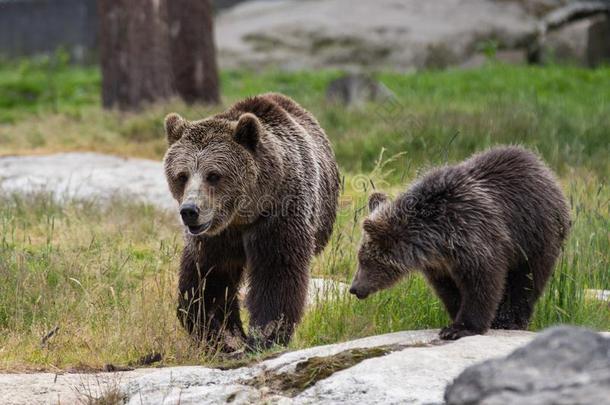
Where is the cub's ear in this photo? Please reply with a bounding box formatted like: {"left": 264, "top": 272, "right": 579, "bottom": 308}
{"left": 234, "top": 113, "right": 261, "bottom": 152}
{"left": 363, "top": 218, "right": 390, "bottom": 241}
{"left": 165, "top": 113, "right": 187, "bottom": 145}
{"left": 368, "top": 192, "right": 389, "bottom": 212}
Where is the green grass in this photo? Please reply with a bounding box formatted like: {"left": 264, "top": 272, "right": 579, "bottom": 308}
{"left": 1, "top": 59, "right": 609, "bottom": 178}
{"left": 0, "top": 55, "right": 100, "bottom": 122}
{"left": 0, "top": 61, "right": 608, "bottom": 370}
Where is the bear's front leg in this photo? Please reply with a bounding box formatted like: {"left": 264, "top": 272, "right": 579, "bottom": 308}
{"left": 423, "top": 272, "right": 461, "bottom": 321}
{"left": 244, "top": 218, "right": 313, "bottom": 350}
{"left": 177, "top": 238, "right": 246, "bottom": 351}
{"left": 439, "top": 259, "right": 506, "bottom": 340}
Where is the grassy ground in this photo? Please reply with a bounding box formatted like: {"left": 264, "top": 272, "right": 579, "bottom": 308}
{"left": 0, "top": 58, "right": 608, "bottom": 370}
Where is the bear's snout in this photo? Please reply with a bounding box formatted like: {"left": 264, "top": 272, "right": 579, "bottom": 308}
{"left": 179, "top": 202, "right": 213, "bottom": 236}
{"left": 349, "top": 284, "right": 370, "bottom": 300}
{"left": 180, "top": 202, "right": 200, "bottom": 226}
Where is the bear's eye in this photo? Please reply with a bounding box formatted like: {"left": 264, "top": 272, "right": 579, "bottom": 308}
{"left": 177, "top": 173, "right": 189, "bottom": 184}
{"left": 206, "top": 171, "right": 221, "bottom": 185}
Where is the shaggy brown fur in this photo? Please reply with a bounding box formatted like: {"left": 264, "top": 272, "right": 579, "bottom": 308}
{"left": 350, "top": 146, "right": 571, "bottom": 340}
{"left": 163, "top": 93, "right": 339, "bottom": 350}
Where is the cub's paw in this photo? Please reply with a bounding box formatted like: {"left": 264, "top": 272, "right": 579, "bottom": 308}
{"left": 439, "top": 324, "right": 479, "bottom": 340}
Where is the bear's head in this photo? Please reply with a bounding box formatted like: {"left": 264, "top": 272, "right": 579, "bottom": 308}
{"left": 350, "top": 192, "right": 411, "bottom": 299}
{"left": 163, "top": 112, "right": 261, "bottom": 236}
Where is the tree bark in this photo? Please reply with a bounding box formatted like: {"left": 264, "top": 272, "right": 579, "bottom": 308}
{"left": 166, "top": 0, "right": 220, "bottom": 104}
{"left": 98, "top": 0, "right": 175, "bottom": 110}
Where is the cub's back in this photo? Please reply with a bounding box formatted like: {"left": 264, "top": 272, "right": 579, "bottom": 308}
{"left": 464, "top": 146, "right": 570, "bottom": 257}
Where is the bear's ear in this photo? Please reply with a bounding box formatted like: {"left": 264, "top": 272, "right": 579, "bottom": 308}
{"left": 233, "top": 113, "right": 261, "bottom": 152}
{"left": 363, "top": 218, "right": 390, "bottom": 241}
{"left": 368, "top": 192, "right": 388, "bottom": 212}
{"left": 165, "top": 113, "right": 187, "bottom": 145}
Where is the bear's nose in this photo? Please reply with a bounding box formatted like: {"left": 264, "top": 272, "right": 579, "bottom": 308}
{"left": 180, "top": 203, "right": 200, "bottom": 225}
{"left": 349, "top": 285, "right": 369, "bottom": 300}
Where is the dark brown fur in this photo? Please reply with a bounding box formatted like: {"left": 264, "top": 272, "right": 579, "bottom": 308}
{"left": 350, "top": 146, "right": 571, "bottom": 340}
{"left": 164, "top": 93, "right": 340, "bottom": 350}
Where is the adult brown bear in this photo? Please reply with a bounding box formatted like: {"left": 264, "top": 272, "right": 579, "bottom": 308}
{"left": 163, "top": 93, "right": 339, "bottom": 350}
{"left": 350, "top": 146, "right": 571, "bottom": 340}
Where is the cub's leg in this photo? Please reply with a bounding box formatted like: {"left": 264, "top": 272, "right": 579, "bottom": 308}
{"left": 490, "top": 287, "right": 514, "bottom": 329}
{"left": 491, "top": 268, "right": 514, "bottom": 329}
{"left": 244, "top": 217, "right": 313, "bottom": 350}
{"left": 510, "top": 253, "right": 557, "bottom": 329}
{"left": 177, "top": 236, "right": 246, "bottom": 350}
{"left": 439, "top": 259, "right": 506, "bottom": 340}
{"left": 423, "top": 272, "right": 461, "bottom": 321}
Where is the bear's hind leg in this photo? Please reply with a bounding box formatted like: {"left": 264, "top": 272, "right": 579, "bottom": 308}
{"left": 490, "top": 270, "right": 516, "bottom": 330}
{"left": 490, "top": 288, "right": 514, "bottom": 329}
{"left": 509, "top": 255, "right": 556, "bottom": 330}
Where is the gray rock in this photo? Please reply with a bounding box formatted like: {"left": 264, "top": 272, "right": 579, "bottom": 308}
{"left": 444, "top": 326, "right": 610, "bottom": 405}
{"left": 215, "top": 0, "right": 539, "bottom": 70}
{"left": 0, "top": 369, "right": 155, "bottom": 405}
{"left": 326, "top": 74, "right": 395, "bottom": 107}
{"left": 542, "top": 14, "right": 610, "bottom": 66}
{"left": 515, "top": 0, "right": 570, "bottom": 17}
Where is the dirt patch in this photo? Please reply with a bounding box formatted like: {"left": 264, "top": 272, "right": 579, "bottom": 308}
{"left": 216, "top": 348, "right": 288, "bottom": 371}
{"left": 245, "top": 342, "right": 434, "bottom": 397}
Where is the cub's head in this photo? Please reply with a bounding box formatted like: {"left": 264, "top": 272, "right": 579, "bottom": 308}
{"left": 163, "top": 112, "right": 261, "bottom": 236}
{"left": 350, "top": 192, "right": 407, "bottom": 299}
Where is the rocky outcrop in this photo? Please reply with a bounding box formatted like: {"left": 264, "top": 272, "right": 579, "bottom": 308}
{"left": 214, "top": 0, "right": 610, "bottom": 70}
{"left": 214, "top": 0, "right": 539, "bottom": 70}
{"left": 445, "top": 326, "right": 610, "bottom": 405}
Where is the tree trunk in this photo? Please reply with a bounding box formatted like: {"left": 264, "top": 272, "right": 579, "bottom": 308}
{"left": 98, "top": 0, "right": 174, "bottom": 110}
{"left": 166, "top": 0, "right": 220, "bottom": 104}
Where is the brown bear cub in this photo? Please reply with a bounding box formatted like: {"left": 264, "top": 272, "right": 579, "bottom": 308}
{"left": 350, "top": 146, "right": 570, "bottom": 340}
{"left": 163, "top": 93, "right": 339, "bottom": 350}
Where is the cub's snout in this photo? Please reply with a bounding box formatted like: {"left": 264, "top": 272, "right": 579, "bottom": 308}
{"left": 349, "top": 284, "right": 371, "bottom": 300}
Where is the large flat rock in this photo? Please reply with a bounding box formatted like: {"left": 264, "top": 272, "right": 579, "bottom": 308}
{"left": 0, "top": 152, "right": 174, "bottom": 210}
{"left": 0, "top": 330, "right": 535, "bottom": 404}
